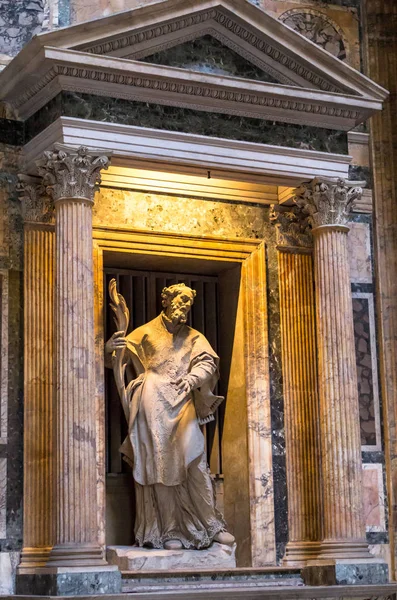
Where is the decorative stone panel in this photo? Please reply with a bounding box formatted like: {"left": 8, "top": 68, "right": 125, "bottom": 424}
{"left": 280, "top": 9, "right": 347, "bottom": 61}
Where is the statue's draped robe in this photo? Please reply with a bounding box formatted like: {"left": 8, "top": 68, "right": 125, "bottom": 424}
{"left": 120, "top": 313, "right": 225, "bottom": 549}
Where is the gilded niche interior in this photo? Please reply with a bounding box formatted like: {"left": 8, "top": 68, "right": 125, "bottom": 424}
{"left": 92, "top": 193, "right": 275, "bottom": 567}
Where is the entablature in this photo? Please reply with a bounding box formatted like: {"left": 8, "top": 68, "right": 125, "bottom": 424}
{"left": 22, "top": 116, "right": 352, "bottom": 196}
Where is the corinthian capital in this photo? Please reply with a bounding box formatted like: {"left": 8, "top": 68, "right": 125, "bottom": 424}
{"left": 269, "top": 204, "right": 312, "bottom": 251}
{"left": 36, "top": 145, "right": 111, "bottom": 203}
{"left": 17, "top": 174, "right": 54, "bottom": 223}
{"left": 294, "top": 178, "right": 364, "bottom": 229}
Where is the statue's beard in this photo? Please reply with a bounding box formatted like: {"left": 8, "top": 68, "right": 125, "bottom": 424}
{"left": 169, "top": 303, "right": 188, "bottom": 324}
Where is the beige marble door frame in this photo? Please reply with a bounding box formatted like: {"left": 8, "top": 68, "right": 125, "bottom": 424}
{"left": 92, "top": 227, "right": 276, "bottom": 567}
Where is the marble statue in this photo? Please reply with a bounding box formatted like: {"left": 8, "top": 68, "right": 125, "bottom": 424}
{"left": 105, "top": 281, "right": 235, "bottom": 551}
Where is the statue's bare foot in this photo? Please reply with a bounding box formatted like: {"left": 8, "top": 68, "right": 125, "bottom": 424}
{"left": 213, "top": 531, "right": 235, "bottom": 545}
{"left": 164, "top": 539, "right": 183, "bottom": 550}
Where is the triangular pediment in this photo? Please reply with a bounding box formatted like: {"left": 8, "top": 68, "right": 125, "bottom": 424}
{"left": 28, "top": 0, "right": 386, "bottom": 99}
{"left": 139, "top": 35, "right": 282, "bottom": 84}
{"left": 0, "top": 0, "right": 388, "bottom": 128}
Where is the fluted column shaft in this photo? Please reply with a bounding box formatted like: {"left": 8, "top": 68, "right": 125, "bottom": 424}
{"left": 51, "top": 197, "right": 101, "bottom": 562}
{"left": 20, "top": 225, "right": 55, "bottom": 569}
{"left": 271, "top": 206, "right": 322, "bottom": 565}
{"left": 295, "top": 178, "right": 369, "bottom": 560}
{"left": 279, "top": 251, "right": 322, "bottom": 558}
{"left": 37, "top": 145, "right": 111, "bottom": 567}
{"left": 313, "top": 225, "right": 365, "bottom": 547}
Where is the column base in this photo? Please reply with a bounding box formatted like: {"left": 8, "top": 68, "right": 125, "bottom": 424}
{"left": 47, "top": 543, "right": 108, "bottom": 568}
{"left": 317, "top": 540, "right": 373, "bottom": 561}
{"left": 15, "top": 567, "right": 122, "bottom": 596}
{"left": 282, "top": 541, "right": 323, "bottom": 566}
{"left": 18, "top": 547, "right": 52, "bottom": 570}
{"left": 302, "top": 560, "right": 389, "bottom": 586}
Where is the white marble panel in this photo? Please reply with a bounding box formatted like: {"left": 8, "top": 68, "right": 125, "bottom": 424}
{"left": 362, "top": 464, "right": 386, "bottom": 532}
{"left": 0, "top": 552, "right": 13, "bottom": 594}
{"left": 348, "top": 222, "right": 372, "bottom": 283}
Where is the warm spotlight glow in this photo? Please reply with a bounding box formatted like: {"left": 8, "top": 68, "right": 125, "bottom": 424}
{"left": 100, "top": 164, "right": 279, "bottom": 205}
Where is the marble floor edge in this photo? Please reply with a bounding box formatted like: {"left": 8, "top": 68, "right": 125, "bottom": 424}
{"left": 0, "top": 583, "right": 397, "bottom": 599}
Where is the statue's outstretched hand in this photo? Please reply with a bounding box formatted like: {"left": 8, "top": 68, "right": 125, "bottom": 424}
{"left": 105, "top": 330, "right": 127, "bottom": 354}
{"left": 175, "top": 377, "right": 192, "bottom": 396}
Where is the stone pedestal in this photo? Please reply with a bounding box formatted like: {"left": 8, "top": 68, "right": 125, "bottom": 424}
{"left": 295, "top": 179, "right": 387, "bottom": 584}
{"left": 107, "top": 544, "right": 237, "bottom": 571}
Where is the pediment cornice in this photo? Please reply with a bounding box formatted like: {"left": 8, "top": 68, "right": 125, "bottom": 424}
{"left": 0, "top": 0, "right": 388, "bottom": 128}
{"left": 0, "top": 46, "right": 383, "bottom": 129}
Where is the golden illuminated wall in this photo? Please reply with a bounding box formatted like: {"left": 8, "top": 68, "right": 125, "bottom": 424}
{"left": 93, "top": 189, "right": 271, "bottom": 240}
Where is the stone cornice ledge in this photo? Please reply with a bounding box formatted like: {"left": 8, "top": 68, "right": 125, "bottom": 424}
{"left": 22, "top": 116, "right": 352, "bottom": 186}
{"left": 0, "top": 46, "right": 384, "bottom": 128}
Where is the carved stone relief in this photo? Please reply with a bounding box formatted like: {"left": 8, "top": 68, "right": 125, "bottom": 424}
{"left": 280, "top": 9, "right": 347, "bottom": 61}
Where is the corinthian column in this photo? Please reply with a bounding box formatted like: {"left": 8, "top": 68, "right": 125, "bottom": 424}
{"left": 37, "top": 146, "right": 111, "bottom": 569}
{"left": 271, "top": 206, "right": 322, "bottom": 565}
{"left": 295, "top": 179, "right": 369, "bottom": 563}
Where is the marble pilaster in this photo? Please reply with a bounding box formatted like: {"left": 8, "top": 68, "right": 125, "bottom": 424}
{"left": 19, "top": 224, "right": 55, "bottom": 570}
{"left": 36, "top": 146, "right": 112, "bottom": 569}
{"left": 241, "top": 242, "right": 276, "bottom": 567}
{"left": 295, "top": 178, "right": 369, "bottom": 561}
{"left": 270, "top": 206, "right": 323, "bottom": 565}
{"left": 93, "top": 242, "right": 106, "bottom": 549}
{"left": 363, "top": 0, "right": 397, "bottom": 579}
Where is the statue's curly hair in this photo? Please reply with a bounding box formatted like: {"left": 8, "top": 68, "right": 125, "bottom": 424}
{"left": 161, "top": 283, "right": 196, "bottom": 307}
